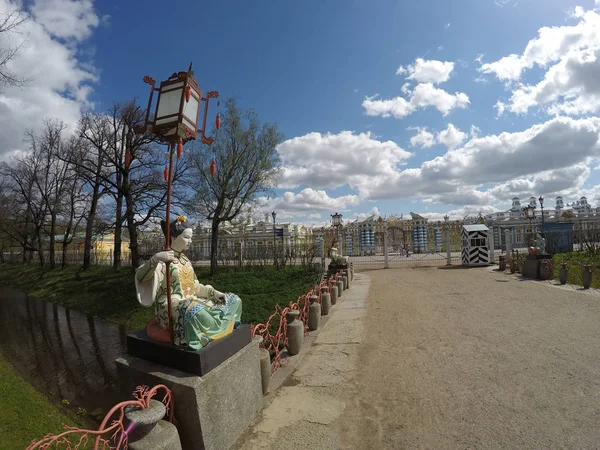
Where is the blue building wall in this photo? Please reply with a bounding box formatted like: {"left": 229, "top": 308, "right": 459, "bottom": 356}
{"left": 542, "top": 222, "right": 574, "bottom": 254}
{"left": 412, "top": 226, "right": 427, "bottom": 252}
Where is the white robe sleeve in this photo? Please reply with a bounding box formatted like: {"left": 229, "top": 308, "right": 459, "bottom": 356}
{"left": 194, "top": 279, "right": 215, "bottom": 299}
{"left": 135, "top": 259, "right": 165, "bottom": 307}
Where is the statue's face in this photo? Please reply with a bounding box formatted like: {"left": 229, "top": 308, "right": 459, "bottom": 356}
{"left": 172, "top": 228, "right": 193, "bottom": 252}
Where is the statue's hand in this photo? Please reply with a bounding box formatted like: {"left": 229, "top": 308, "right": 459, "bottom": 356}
{"left": 152, "top": 250, "right": 175, "bottom": 264}
{"left": 213, "top": 289, "right": 227, "bottom": 303}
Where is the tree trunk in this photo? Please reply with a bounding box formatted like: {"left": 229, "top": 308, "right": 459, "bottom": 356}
{"left": 124, "top": 178, "right": 139, "bottom": 268}
{"left": 36, "top": 229, "right": 45, "bottom": 268}
{"left": 114, "top": 191, "right": 123, "bottom": 270}
{"left": 83, "top": 184, "right": 101, "bottom": 270}
{"left": 61, "top": 240, "right": 68, "bottom": 269}
{"left": 210, "top": 219, "right": 220, "bottom": 277}
{"left": 49, "top": 213, "right": 56, "bottom": 269}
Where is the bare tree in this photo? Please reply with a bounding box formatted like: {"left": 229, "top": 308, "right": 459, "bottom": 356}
{"left": 0, "top": 9, "right": 31, "bottom": 88}
{"left": 67, "top": 100, "right": 189, "bottom": 269}
{"left": 0, "top": 152, "right": 48, "bottom": 266}
{"left": 188, "top": 98, "right": 283, "bottom": 276}
{"left": 576, "top": 227, "right": 600, "bottom": 256}
{"left": 56, "top": 137, "right": 88, "bottom": 268}
{"left": 70, "top": 112, "right": 112, "bottom": 270}
{"left": 25, "top": 119, "right": 74, "bottom": 269}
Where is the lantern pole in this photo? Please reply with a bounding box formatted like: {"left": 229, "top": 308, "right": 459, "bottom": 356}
{"left": 164, "top": 142, "right": 176, "bottom": 344}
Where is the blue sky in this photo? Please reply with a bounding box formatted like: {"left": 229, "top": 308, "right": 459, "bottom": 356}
{"left": 2, "top": 0, "right": 600, "bottom": 225}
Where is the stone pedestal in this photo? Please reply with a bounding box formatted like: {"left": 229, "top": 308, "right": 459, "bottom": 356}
{"left": 327, "top": 263, "right": 348, "bottom": 279}
{"left": 116, "top": 338, "right": 263, "bottom": 450}
{"left": 521, "top": 254, "right": 552, "bottom": 280}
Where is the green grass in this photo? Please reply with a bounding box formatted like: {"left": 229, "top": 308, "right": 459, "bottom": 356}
{"left": 0, "top": 353, "right": 88, "bottom": 450}
{"left": 0, "top": 263, "right": 318, "bottom": 330}
{"left": 552, "top": 252, "right": 600, "bottom": 289}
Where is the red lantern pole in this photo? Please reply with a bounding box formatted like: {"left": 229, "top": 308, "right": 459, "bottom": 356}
{"left": 164, "top": 142, "right": 176, "bottom": 344}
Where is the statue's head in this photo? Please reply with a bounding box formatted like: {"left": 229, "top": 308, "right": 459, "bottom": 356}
{"left": 161, "top": 215, "right": 193, "bottom": 251}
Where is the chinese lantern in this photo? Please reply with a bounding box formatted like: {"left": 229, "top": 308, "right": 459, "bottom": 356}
{"left": 215, "top": 113, "right": 221, "bottom": 130}
{"left": 177, "top": 138, "right": 183, "bottom": 158}
{"left": 163, "top": 165, "right": 169, "bottom": 181}
{"left": 185, "top": 86, "right": 191, "bottom": 102}
{"left": 210, "top": 159, "right": 216, "bottom": 177}
{"left": 124, "top": 149, "right": 131, "bottom": 168}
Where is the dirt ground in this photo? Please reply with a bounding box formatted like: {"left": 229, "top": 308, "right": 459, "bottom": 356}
{"left": 338, "top": 267, "right": 600, "bottom": 450}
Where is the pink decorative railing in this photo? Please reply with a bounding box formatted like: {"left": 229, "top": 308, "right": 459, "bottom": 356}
{"left": 251, "top": 272, "right": 342, "bottom": 374}
{"left": 26, "top": 385, "right": 174, "bottom": 450}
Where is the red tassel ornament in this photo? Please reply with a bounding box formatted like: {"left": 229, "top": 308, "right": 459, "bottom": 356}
{"left": 210, "top": 159, "right": 216, "bottom": 177}
{"left": 163, "top": 165, "right": 169, "bottom": 181}
{"left": 124, "top": 149, "right": 131, "bottom": 168}
{"left": 215, "top": 113, "right": 221, "bottom": 130}
{"left": 177, "top": 138, "right": 183, "bottom": 158}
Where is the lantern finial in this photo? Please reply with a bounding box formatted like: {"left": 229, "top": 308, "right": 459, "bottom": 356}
{"left": 188, "top": 61, "right": 193, "bottom": 72}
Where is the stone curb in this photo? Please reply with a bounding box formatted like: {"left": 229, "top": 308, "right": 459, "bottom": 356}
{"left": 486, "top": 264, "right": 600, "bottom": 297}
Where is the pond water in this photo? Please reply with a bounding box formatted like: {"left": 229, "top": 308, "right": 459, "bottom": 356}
{"left": 0, "top": 285, "right": 127, "bottom": 420}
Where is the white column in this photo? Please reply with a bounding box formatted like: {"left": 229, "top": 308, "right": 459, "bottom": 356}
{"left": 505, "top": 229, "right": 512, "bottom": 254}
{"left": 446, "top": 226, "right": 452, "bottom": 265}
{"left": 383, "top": 230, "right": 389, "bottom": 268}
{"left": 489, "top": 227, "right": 495, "bottom": 263}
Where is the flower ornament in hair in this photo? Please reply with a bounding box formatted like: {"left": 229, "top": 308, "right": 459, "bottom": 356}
{"left": 176, "top": 215, "right": 187, "bottom": 223}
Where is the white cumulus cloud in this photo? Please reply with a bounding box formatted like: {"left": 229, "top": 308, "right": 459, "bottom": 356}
{"left": 364, "top": 58, "right": 469, "bottom": 119}
{"left": 396, "top": 58, "right": 455, "bottom": 84}
{"left": 277, "top": 130, "right": 412, "bottom": 191}
{"left": 480, "top": 7, "right": 600, "bottom": 117}
{"left": 0, "top": 0, "right": 101, "bottom": 160}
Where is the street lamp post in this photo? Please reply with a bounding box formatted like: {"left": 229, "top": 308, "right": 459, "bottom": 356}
{"left": 331, "top": 212, "right": 343, "bottom": 256}
{"left": 444, "top": 214, "right": 451, "bottom": 265}
{"left": 272, "top": 211, "right": 277, "bottom": 267}
{"left": 135, "top": 63, "right": 219, "bottom": 344}
{"left": 522, "top": 205, "right": 536, "bottom": 246}
{"left": 538, "top": 196, "right": 545, "bottom": 231}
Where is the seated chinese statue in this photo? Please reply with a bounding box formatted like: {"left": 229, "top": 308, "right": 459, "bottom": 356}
{"left": 134, "top": 216, "right": 242, "bottom": 350}
{"left": 328, "top": 239, "right": 348, "bottom": 266}
{"left": 527, "top": 232, "right": 546, "bottom": 256}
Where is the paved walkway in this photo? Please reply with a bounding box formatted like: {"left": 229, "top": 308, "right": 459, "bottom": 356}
{"left": 237, "top": 267, "right": 600, "bottom": 450}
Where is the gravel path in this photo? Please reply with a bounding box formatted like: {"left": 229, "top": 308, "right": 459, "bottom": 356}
{"left": 338, "top": 267, "right": 600, "bottom": 450}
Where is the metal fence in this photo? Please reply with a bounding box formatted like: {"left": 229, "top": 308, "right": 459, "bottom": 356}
{"left": 1, "top": 249, "right": 132, "bottom": 267}
{"left": 4, "top": 228, "right": 593, "bottom": 270}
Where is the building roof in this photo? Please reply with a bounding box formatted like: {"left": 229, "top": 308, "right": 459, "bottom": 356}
{"left": 463, "top": 224, "right": 489, "bottom": 232}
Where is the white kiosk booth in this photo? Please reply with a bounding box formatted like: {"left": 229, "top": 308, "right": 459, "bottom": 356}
{"left": 461, "top": 224, "right": 491, "bottom": 266}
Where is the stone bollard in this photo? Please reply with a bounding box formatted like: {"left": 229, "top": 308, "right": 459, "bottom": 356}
{"left": 539, "top": 260, "right": 553, "bottom": 281}
{"left": 330, "top": 284, "right": 338, "bottom": 306}
{"left": 559, "top": 262, "right": 568, "bottom": 285}
{"left": 255, "top": 335, "right": 271, "bottom": 395}
{"left": 308, "top": 295, "right": 321, "bottom": 331}
{"left": 582, "top": 264, "right": 592, "bottom": 289}
{"left": 499, "top": 255, "right": 506, "bottom": 272}
{"left": 313, "top": 261, "right": 322, "bottom": 273}
{"left": 320, "top": 286, "right": 331, "bottom": 316}
{"left": 342, "top": 274, "right": 349, "bottom": 291}
{"left": 344, "top": 269, "right": 351, "bottom": 288}
{"left": 124, "top": 399, "right": 182, "bottom": 450}
{"left": 337, "top": 278, "right": 344, "bottom": 298}
{"left": 286, "top": 310, "right": 303, "bottom": 356}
